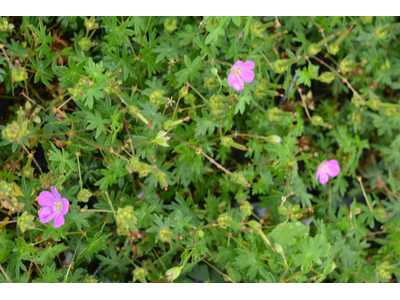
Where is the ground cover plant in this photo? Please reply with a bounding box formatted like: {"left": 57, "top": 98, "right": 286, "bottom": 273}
{"left": 0, "top": 16, "right": 400, "bottom": 283}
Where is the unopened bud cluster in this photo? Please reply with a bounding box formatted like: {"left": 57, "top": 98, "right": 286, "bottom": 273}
{"left": 133, "top": 267, "right": 149, "bottom": 283}
{"left": 210, "top": 94, "right": 230, "bottom": 116}
{"left": 230, "top": 172, "right": 251, "bottom": 188}
{"left": 159, "top": 226, "right": 174, "bottom": 243}
{"left": 150, "top": 90, "right": 167, "bottom": 106}
{"left": 0, "top": 17, "right": 14, "bottom": 31}
{"left": 2, "top": 120, "right": 29, "bottom": 143}
{"left": 77, "top": 189, "right": 92, "bottom": 203}
{"left": 0, "top": 181, "right": 14, "bottom": 197}
{"left": 203, "top": 76, "right": 219, "bottom": 90}
{"left": 240, "top": 201, "right": 253, "bottom": 218}
{"left": 164, "top": 17, "right": 177, "bottom": 33}
{"left": 18, "top": 211, "right": 35, "bottom": 233}
{"left": 116, "top": 206, "right": 138, "bottom": 236}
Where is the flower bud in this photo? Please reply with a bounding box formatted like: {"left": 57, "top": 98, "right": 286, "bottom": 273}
{"left": 159, "top": 226, "right": 174, "bottom": 243}
{"left": 278, "top": 205, "right": 288, "bottom": 215}
{"left": 239, "top": 201, "right": 253, "bottom": 218}
{"left": 248, "top": 220, "right": 261, "bottom": 231}
{"left": 77, "top": 189, "right": 92, "bottom": 203}
{"left": 150, "top": 90, "right": 167, "bottom": 106}
{"left": 197, "top": 230, "right": 204, "bottom": 238}
{"left": 129, "top": 105, "right": 153, "bottom": 130}
{"left": 366, "top": 99, "right": 380, "bottom": 111}
{"left": 210, "top": 67, "right": 218, "bottom": 75}
{"left": 18, "top": 211, "right": 35, "bottom": 233}
{"left": 23, "top": 165, "right": 35, "bottom": 178}
{"left": 327, "top": 43, "right": 339, "bottom": 56}
{"left": 248, "top": 220, "right": 275, "bottom": 251}
{"left": 0, "top": 17, "right": 14, "bottom": 31}
{"left": 339, "top": 59, "right": 353, "bottom": 74}
{"left": 311, "top": 116, "right": 329, "bottom": 128}
{"left": 374, "top": 208, "right": 389, "bottom": 219}
{"left": 163, "top": 116, "right": 190, "bottom": 131}
{"left": 0, "top": 181, "right": 14, "bottom": 197}
{"left": 126, "top": 157, "right": 141, "bottom": 174}
{"left": 116, "top": 206, "right": 137, "bottom": 235}
{"left": 84, "top": 276, "right": 98, "bottom": 283}
{"left": 274, "top": 243, "right": 283, "bottom": 254}
{"left": 154, "top": 170, "right": 168, "bottom": 191}
{"left": 230, "top": 172, "right": 251, "bottom": 188}
{"left": 351, "top": 94, "right": 366, "bottom": 108}
{"left": 179, "top": 86, "right": 188, "bottom": 98}
{"left": 133, "top": 268, "right": 148, "bottom": 283}
{"left": 184, "top": 93, "right": 196, "bottom": 106}
{"left": 272, "top": 56, "right": 301, "bottom": 74}
{"left": 84, "top": 16, "right": 99, "bottom": 31}
{"left": 2, "top": 120, "right": 29, "bottom": 143}
{"left": 251, "top": 21, "right": 265, "bottom": 38}
{"left": 79, "top": 37, "right": 96, "bottom": 51}
{"left": 307, "top": 43, "right": 321, "bottom": 56}
{"left": 12, "top": 65, "right": 28, "bottom": 82}
{"left": 164, "top": 17, "right": 177, "bottom": 33}
{"left": 319, "top": 72, "right": 335, "bottom": 84}
{"left": 138, "top": 163, "right": 153, "bottom": 177}
{"left": 2, "top": 196, "right": 25, "bottom": 214}
{"left": 203, "top": 76, "right": 219, "bottom": 90}
{"left": 378, "top": 262, "right": 392, "bottom": 279}
{"left": 267, "top": 107, "right": 283, "bottom": 122}
{"left": 221, "top": 137, "right": 250, "bottom": 151}
{"left": 165, "top": 266, "right": 182, "bottom": 282}
{"left": 153, "top": 131, "right": 170, "bottom": 147}
{"left": 265, "top": 135, "right": 282, "bottom": 144}
{"left": 360, "top": 16, "right": 373, "bottom": 24}
{"left": 209, "top": 94, "right": 228, "bottom": 116}
{"left": 218, "top": 214, "right": 232, "bottom": 229}
{"left": 289, "top": 204, "right": 303, "bottom": 221}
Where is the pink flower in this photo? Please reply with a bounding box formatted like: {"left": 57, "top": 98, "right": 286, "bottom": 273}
{"left": 228, "top": 60, "right": 255, "bottom": 91}
{"left": 38, "top": 186, "right": 69, "bottom": 228}
{"left": 316, "top": 160, "right": 340, "bottom": 185}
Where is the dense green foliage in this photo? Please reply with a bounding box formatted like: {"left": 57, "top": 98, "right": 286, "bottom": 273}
{"left": 1, "top": 16, "right": 400, "bottom": 283}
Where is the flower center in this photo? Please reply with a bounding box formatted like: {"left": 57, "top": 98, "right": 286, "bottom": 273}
{"left": 321, "top": 165, "right": 328, "bottom": 173}
{"left": 53, "top": 201, "right": 63, "bottom": 212}
{"left": 234, "top": 67, "right": 241, "bottom": 76}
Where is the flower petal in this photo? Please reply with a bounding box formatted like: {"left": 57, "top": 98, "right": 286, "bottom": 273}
{"left": 50, "top": 186, "right": 61, "bottom": 201}
{"left": 38, "top": 191, "right": 56, "bottom": 207}
{"left": 228, "top": 72, "right": 237, "bottom": 87}
{"left": 315, "top": 168, "right": 320, "bottom": 181}
{"left": 60, "top": 198, "right": 69, "bottom": 215}
{"left": 242, "top": 60, "right": 255, "bottom": 70}
{"left": 228, "top": 72, "right": 244, "bottom": 91}
{"left": 232, "top": 60, "right": 244, "bottom": 68}
{"left": 38, "top": 207, "right": 57, "bottom": 223}
{"left": 240, "top": 69, "right": 255, "bottom": 83}
{"left": 326, "top": 160, "right": 340, "bottom": 178}
{"left": 53, "top": 213, "right": 65, "bottom": 228}
{"left": 319, "top": 172, "right": 329, "bottom": 185}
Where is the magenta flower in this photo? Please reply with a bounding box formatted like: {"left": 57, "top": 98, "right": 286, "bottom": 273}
{"left": 138, "top": 191, "right": 145, "bottom": 199}
{"left": 228, "top": 60, "right": 255, "bottom": 91}
{"left": 316, "top": 160, "right": 340, "bottom": 185}
{"left": 38, "top": 186, "right": 69, "bottom": 228}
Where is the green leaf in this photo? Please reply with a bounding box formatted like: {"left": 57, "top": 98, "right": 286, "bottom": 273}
{"left": 270, "top": 221, "right": 310, "bottom": 248}
{"left": 175, "top": 55, "right": 203, "bottom": 87}
{"left": 292, "top": 234, "right": 331, "bottom": 273}
{"left": 37, "top": 244, "right": 68, "bottom": 265}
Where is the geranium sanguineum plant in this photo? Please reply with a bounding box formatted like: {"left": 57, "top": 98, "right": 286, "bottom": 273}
{"left": 228, "top": 60, "right": 255, "bottom": 91}
{"left": 38, "top": 186, "right": 69, "bottom": 228}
